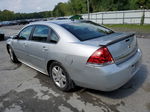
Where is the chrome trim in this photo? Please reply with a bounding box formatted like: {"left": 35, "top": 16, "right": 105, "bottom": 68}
{"left": 115, "top": 48, "right": 138, "bottom": 65}
{"left": 115, "top": 36, "right": 138, "bottom": 65}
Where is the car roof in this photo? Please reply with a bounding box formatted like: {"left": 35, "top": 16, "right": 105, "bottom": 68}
{"left": 31, "top": 19, "right": 87, "bottom": 26}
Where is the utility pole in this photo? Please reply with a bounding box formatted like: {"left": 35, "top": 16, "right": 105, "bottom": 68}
{"left": 140, "top": 5, "right": 145, "bottom": 25}
{"left": 87, "top": 0, "right": 90, "bottom": 20}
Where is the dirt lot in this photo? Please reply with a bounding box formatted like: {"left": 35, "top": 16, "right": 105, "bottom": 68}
{"left": 0, "top": 25, "right": 150, "bottom": 112}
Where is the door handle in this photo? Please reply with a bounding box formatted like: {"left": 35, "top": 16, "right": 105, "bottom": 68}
{"left": 43, "top": 46, "right": 48, "bottom": 51}
{"left": 23, "top": 43, "right": 27, "bottom": 46}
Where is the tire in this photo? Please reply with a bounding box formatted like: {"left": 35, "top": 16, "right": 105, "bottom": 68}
{"left": 50, "top": 62, "right": 75, "bottom": 92}
{"left": 8, "top": 46, "right": 19, "bottom": 63}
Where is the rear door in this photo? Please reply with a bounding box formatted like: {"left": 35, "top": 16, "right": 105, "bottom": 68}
{"left": 12, "top": 26, "right": 34, "bottom": 62}
{"left": 27, "top": 25, "right": 50, "bottom": 72}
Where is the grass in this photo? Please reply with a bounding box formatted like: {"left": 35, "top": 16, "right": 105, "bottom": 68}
{"left": 104, "top": 24, "right": 150, "bottom": 33}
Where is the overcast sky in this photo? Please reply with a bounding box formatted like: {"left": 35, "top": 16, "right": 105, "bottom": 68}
{"left": 0, "top": 0, "right": 68, "bottom": 13}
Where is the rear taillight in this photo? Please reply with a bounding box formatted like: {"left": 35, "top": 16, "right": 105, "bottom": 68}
{"left": 87, "top": 46, "right": 114, "bottom": 65}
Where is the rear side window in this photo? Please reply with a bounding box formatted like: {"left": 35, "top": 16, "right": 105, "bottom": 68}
{"left": 50, "top": 30, "right": 59, "bottom": 43}
{"left": 19, "top": 26, "right": 33, "bottom": 40}
{"left": 31, "top": 25, "right": 49, "bottom": 42}
{"left": 61, "top": 21, "right": 114, "bottom": 41}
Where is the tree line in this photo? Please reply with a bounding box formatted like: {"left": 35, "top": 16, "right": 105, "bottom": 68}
{"left": 0, "top": 10, "right": 52, "bottom": 21}
{"left": 0, "top": 0, "right": 150, "bottom": 21}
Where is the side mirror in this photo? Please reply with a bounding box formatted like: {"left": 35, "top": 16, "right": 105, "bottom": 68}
{"left": 18, "top": 37, "right": 26, "bottom": 40}
{"left": 50, "top": 40, "right": 57, "bottom": 43}
{"left": 13, "top": 35, "right": 26, "bottom": 40}
{"left": 12, "top": 35, "right": 19, "bottom": 39}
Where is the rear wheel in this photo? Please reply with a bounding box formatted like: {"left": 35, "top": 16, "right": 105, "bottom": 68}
{"left": 8, "top": 47, "right": 19, "bottom": 63}
{"left": 50, "top": 62, "right": 75, "bottom": 91}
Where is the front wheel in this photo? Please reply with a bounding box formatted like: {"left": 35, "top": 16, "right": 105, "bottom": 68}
{"left": 50, "top": 62, "right": 75, "bottom": 91}
{"left": 8, "top": 47, "right": 19, "bottom": 63}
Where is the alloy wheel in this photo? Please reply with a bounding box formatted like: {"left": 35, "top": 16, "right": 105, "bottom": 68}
{"left": 52, "top": 66, "right": 67, "bottom": 88}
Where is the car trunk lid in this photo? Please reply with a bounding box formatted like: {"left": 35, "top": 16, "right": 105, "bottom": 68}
{"left": 82, "top": 32, "right": 138, "bottom": 64}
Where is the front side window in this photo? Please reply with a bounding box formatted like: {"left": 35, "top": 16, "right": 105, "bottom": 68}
{"left": 31, "top": 25, "right": 49, "bottom": 42}
{"left": 19, "top": 26, "right": 33, "bottom": 40}
{"left": 61, "top": 21, "right": 114, "bottom": 41}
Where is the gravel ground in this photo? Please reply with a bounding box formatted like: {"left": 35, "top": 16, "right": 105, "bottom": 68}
{"left": 0, "top": 25, "right": 150, "bottom": 112}
{"left": 109, "top": 26, "right": 150, "bottom": 39}
{"left": 0, "top": 25, "right": 24, "bottom": 37}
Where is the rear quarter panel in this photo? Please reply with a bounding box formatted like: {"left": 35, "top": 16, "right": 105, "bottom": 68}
{"left": 46, "top": 41, "right": 98, "bottom": 81}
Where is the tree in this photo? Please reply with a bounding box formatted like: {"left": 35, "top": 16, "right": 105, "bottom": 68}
{"left": 53, "top": 3, "right": 70, "bottom": 17}
{"left": 0, "top": 0, "right": 150, "bottom": 21}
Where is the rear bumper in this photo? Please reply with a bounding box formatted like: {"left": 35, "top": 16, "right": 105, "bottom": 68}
{"left": 74, "top": 48, "right": 142, "bottom": 91}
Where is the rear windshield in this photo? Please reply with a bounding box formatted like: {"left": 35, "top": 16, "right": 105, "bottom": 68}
{"left": 61, "top": 21, "right": 114, "bottom": 41}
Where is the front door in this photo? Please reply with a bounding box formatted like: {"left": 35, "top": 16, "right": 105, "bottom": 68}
{"left": 12, "top": 26, "right": 34, "bottom": 62}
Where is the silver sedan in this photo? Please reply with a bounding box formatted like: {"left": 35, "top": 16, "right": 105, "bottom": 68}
{"left": 6, "top": 20, "right": 142, "bottom": 91}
